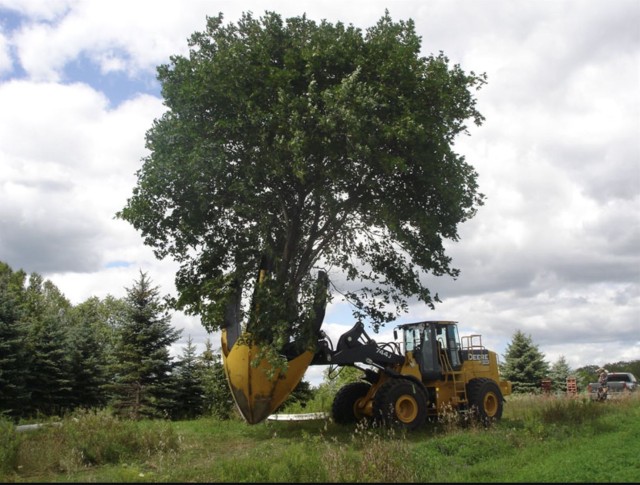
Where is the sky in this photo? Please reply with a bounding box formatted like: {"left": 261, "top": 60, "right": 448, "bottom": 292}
{"left": 0, "top": 0, "right": 638, "bottom": 387}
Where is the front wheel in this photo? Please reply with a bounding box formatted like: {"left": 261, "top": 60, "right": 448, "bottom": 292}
{"left": 467, "top": 378, "right": 504, "bottom": 425}
{"left": 373, "top": 379, "right": 428, "bottom": 431}
{"left": 332, "top": 381, "right": 371, "bottom": 424}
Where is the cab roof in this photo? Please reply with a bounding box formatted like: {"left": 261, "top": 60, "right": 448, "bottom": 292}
{"left": 394, "top": 320, "right": 458, "bottom": 331}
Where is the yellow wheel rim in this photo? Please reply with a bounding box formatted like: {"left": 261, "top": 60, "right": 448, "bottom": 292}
{"left": 483, "top": 392, "right": 498, "bottom": 417}
{"left": 395, "top": 395, "right": 418, "bottom": 423}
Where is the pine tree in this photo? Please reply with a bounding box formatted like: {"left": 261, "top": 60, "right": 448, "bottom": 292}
{"left": 67, "top": 298, "right": 114, "bottom": 409}
{"left": 108, "top": 271, "right": 181, "bottom": 419}
{"left": 500, "top": 330, "right": 550, "bottom": 394}
{"left": 549, "top": 355, "right": 573, "bottom": 393}
{"left": 275, "top": 379, "right": 314, "bottom": 413}
{"left": 26, "top": 317, "right": 73, "bottom": 416}
{"left": 0, "top": 262, "right": 30, "bottom": 418}
{"left": 22, "top": 274, "right": 74, "bottom": 417}
{"left": 198, "top": 338, "right": 234, "bottom": 419}
{"left": 172, "top": 335, "right": 205, "bottom": 419}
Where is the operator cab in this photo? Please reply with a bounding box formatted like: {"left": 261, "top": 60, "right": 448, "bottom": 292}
{"left": 394, "top": 321, "right": 462, "bottom": 379}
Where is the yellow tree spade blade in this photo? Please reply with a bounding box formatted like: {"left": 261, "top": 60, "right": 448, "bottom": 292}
{"left": 221, "top": 328, "right": 314, "bottom": 424}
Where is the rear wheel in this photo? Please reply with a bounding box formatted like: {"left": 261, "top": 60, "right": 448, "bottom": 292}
{"left": 467, "top": 378, "right": 504, "bottom": 425}
{"left": 332, "top": 381, "right": 371, "bottom": 424}
{"left": 373, "top": 379, "right": 428, "bottom": 431}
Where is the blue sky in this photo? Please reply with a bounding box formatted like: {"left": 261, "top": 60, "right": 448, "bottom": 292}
{"left": 0, "top": 0, "right": 638, "bottom": 386}
{"left": 64, "top": 54, "right": 160, "bottom": 105}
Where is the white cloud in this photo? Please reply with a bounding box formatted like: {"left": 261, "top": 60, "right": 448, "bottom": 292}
{"left": 0, "top": 0, "right": 77, "bottom": 22}
{"left": 8, "top": 0, "right": 349, "bottom": 82}
{"left": 0, "top": 0, "right": 638, "bottom": 388}
{"left": 0, "top": 80, "right": 165, "bottom": 273}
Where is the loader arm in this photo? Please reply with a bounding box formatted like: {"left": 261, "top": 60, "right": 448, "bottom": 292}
{"left": 312, "top": 321, "right": 404, "bottom": 367}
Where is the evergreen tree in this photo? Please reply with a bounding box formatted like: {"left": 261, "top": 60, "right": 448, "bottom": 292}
{"left": 100, "top": 295, "right": 131, "bottom": 371}
{"left": 198, "top": 338, "right": 234, "bottom": 419}
{"left": 67, "top": 298, "right": 114, "bottom": 409}
{"left": 0, "top": 262, "right": 30, "bottom": 418}
{"left": 549, "top": 355, "right": 573, "bottom": 393}
{"left": 108, "top": 271, "right": 181, "bottom": 419}
{"left": 500, "top": 330, "right": 550, "bottom": 394}
{"left": 26, "top": 317, "right": 73, "bottom": 416}
{"left": 22, "top": 274, "right": 74, "bottom": 417}
{"left": 275, "top": 379, "right": 314, "bottom": 412}
{"left": 172, "top": 335, "right": 205, "bottom": 419}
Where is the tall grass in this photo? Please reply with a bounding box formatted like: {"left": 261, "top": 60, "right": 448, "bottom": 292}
{"left": 0, "top": 418, "right": 19, "bottom": 475}
{"left": 2, "top": 393, "right": 638, "bottom": 482}
{"left": 1, "top": 408, "right": 180, "bottom": 481}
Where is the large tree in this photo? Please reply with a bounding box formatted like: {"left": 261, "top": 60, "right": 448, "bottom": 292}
{"left": 118, "top": 11, "right": 486, "bottom": 353}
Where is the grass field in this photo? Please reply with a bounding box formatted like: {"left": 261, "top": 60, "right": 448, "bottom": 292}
{"left": 1, "top": 392, "right": 639, "bottom": 483}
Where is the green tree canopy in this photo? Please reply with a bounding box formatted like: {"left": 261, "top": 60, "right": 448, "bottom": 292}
{"left": 118, "top": 10, "right": 486, "bottom": 352}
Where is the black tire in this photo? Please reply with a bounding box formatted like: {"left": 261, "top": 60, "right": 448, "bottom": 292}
{"left": 332, "top": 381, "right": 371, "bottom": 424}
{"left": 466, "top": 378, "right": 504, "bottom": 424}
{"left": 373, "top": 379, "right": 428, "bottom": 431}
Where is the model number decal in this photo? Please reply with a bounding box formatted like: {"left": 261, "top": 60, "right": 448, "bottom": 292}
{"left": 376, "top": 348, "right": 393, "bottom": 359}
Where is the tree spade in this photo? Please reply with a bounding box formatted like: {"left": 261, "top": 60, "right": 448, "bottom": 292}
{"left": 118, "top": 10, "right": 486, "bottom": 358}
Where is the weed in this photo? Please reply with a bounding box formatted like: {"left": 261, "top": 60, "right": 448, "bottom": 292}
{"left": 536, "top": 395, "right": 605, "bottom": 426}
{"left": 0, "top": 418, "right": 19, "bottom": 476}
{"left": 8, "top": 408, "right": 181, "bottom": 478}
{"left": 4, "top": 393, "right": 639, "bottom": 482}
{"left": 321, "top": 418, "right": 416, "bottom": 482}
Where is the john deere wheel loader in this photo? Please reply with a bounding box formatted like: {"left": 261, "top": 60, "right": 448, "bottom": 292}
{"left": 311, "top": 320, "right": 512, "bottom": 430}
{"left": 221, "top": 258, "right": 511, "bottom": 431}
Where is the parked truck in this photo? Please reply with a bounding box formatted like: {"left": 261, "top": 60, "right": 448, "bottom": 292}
{"left": 587, "top": 371, "right": 637, "bottom": 400}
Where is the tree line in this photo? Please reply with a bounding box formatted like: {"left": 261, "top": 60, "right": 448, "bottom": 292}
{"left": 499, "top": 329, "right": 640, "bottom": 393}
{"left": 0, "top": 261, "right": 234, "bottom": 422}
{"left": 2, "top": 259, "right": 637, "bottom": 423}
